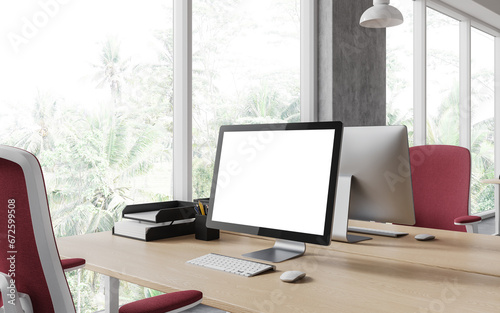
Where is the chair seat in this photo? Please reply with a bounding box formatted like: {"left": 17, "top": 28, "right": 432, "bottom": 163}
{"left": 61, "top": 258, "right": 86, "bottom": 271}
{"left": 119, "top": 290, "right": 203, "bottom": 313}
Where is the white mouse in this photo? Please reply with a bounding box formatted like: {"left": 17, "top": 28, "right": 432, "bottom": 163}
{"left": 280, "top": 271, "right": 306, "bottom": 283}
{"left": 414, "top": 234, "right": 435, "bottom": 241}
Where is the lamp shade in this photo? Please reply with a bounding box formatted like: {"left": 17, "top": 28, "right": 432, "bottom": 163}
{"left": 360, "top": 0, "right": 403, "bottom": 28}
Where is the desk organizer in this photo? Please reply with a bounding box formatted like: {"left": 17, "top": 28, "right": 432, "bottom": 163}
{"left": 122, "top": 200, "right": 196, "bottom": 223}
{"left": 112, "top": 200, "right": 196, "bottom": 241}
{"left": 195, "top": 215, "right": 220, "bottom": 241}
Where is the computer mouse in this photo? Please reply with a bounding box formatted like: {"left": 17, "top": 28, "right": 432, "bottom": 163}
{"left": 280, "top": 271, "right": 306, "bottom": 283}
{"left": 414, "top": 234, "right": 435, "bottom": 241}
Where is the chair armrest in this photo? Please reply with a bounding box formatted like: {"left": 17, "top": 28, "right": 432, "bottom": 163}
{"left": 454, "top": 215, "right": 482, "bottom": 233}
{"left": 61, "top": 258, "right": 86, "bottom": 272}
{"left": 119, "top": 290, "right": 202, "bottom": 313}
{"left": 0, "top": 272, "right": 24, "bottom": 313}
{"left": 454, "top": 215, "right": 481, "bottom": 225}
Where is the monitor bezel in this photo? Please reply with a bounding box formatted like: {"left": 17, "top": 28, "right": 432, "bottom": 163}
{"left": 206, "top": 121, "right": 343, "bottom": 246}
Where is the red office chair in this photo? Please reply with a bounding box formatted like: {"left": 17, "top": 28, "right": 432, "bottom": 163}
{"left": 0, "top": 145, "right": 202, "bottom": 313}
{"left": 410, "top": 145, "right": 481, "bottom": 232}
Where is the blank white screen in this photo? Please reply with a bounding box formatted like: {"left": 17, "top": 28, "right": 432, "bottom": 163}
{"left": 211, "top": 129, "right": 336, "bottom": 235}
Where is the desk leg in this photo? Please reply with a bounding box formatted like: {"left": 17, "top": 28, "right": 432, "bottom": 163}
{"left": 496, "top": 185, "right": 500, "bottom": 236}
{"left": 104, "top": 276, "right": 119, "bottom": 313}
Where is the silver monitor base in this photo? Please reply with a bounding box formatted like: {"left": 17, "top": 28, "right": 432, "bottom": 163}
{"left": 243, "top": 239, "right": 306, "bottom": 263}
{"left": 343, "top": 234, "right": 372, "bottom": 243}
{"left": 348, "top": 226, "right": 409, "bottom": 238}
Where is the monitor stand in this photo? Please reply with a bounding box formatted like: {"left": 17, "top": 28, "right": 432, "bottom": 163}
{"left": 332, "top": 175, "right": 408, "bottom": 242}
{"left": 332, "top": 175, "right": 372, "bottom": 243}
{"left": 243, "top": 239, "right": 306, "bottom": 263}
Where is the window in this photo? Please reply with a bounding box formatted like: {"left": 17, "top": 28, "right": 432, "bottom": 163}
{"left": 426, "top": 8, "right": 460, "bottom": 145}
{"left": 192, "top": 0, "right": 301, "bottom": 198}
{"left": 1, "top": 0, "right": 310, "bottom": 229}
{"left": 470, "top": 27, "right": 495, "bottom": 213}
{"left": 0, "top": 0, "right": 174, "bottom": 236}
{"left": 386, "top": 1, "right": 499, "bottom": 216}
{"left": 386, "top": 0, "right": 414, "bottom": 145}
{"left": 1, "top": 0, "right": 174, "bottom": 310}
{"left": 1, "top": 0, "right": 311, "bottom": 310}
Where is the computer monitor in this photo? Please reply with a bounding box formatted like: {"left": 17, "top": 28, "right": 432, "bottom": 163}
{"left": 332, "top": 125, "right": 415, "bottom": 243}
{"left": 206, "top": 122, "right": 343, "bottom": 263}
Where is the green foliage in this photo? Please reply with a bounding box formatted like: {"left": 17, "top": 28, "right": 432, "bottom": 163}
{"left": 193, "top": 158, "right": 214, "bottom": 199}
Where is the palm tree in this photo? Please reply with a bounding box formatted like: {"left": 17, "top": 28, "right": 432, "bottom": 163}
{"left": 93, "top": 37, "right": 131, "bottom": 105}
{"left": 48, "top": 34, "right": 172, "bottom": 236}
{"left": 50, "top": 106, "right": 162, "bottom": 236}
{"left": 238, "top": 80, "right": 299, "bottom": 124}
{"left": 9, "top": 92, "right": 65, "bottom": 156}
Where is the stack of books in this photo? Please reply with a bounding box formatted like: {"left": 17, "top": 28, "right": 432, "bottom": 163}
{"left": 113, "top": 201, "right": 196, "bottom": 241}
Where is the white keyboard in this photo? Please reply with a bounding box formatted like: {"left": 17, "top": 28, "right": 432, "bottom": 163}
{"left": 187, "top": 253, "right": 275, "bottom": 277}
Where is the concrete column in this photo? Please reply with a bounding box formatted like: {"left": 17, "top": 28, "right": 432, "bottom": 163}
{"left": 318, "top": 0, "right": 386, "bottom": 126}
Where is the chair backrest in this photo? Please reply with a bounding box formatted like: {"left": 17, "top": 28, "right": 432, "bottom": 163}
{"left": 0, "top": 145, "right": 76, "bottom": 312}
{"left": 410, "top": 145, "right": 471, "bottom": 232}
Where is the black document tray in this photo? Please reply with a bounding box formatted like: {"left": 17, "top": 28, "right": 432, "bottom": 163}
{"left": 122, "top": 200, "right": 196, "bottom": 223}
{"left": 112, "top": 222, "right": 195, "bottom": 242}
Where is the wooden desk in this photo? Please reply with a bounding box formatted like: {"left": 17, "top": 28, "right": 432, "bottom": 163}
{"left": 340, "top": 220, "right": 500, "bottom": 277}
{"left": 57, "top": 223, "right": 500, "bottom": 313}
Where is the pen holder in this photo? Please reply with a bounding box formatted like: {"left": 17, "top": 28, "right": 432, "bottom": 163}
{"left": 195, "top": 215, "right": 219, "bottom": 241}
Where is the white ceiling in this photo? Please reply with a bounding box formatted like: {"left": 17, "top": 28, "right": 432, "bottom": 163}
{"left": 439, "top": 0, "right": 500, "bottom": 31}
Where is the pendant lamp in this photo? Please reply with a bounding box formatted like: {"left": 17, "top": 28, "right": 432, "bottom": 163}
{"left": 360, "top": 0, "right": 404, "bottom": 28}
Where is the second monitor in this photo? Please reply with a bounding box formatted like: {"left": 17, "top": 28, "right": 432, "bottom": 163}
{"left": 332, "top": 125, "right": 415, "bottom": 242}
